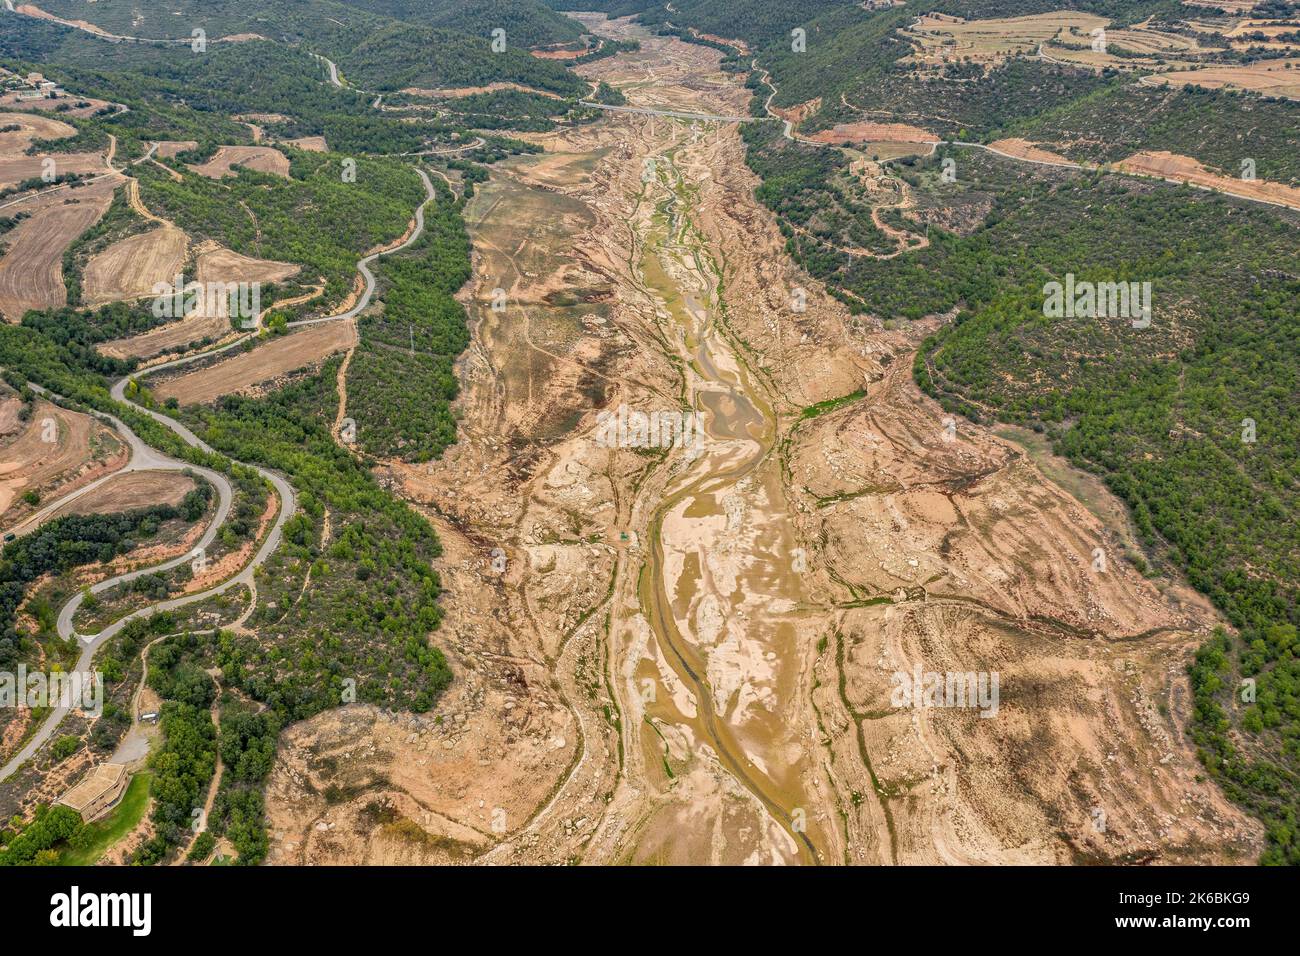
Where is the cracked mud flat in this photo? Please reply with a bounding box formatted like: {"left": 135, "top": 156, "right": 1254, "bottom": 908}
{"left": 264, "top": 17, "right": 1262, "bottom": 866}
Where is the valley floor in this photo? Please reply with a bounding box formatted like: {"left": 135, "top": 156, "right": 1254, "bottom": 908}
{"left": 263, "top": 17, "right": 1262, "bottom": 866}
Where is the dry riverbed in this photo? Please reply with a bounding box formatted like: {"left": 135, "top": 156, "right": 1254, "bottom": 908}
{"left": 264, "top": 16, "right": 1261, "bottom": 866}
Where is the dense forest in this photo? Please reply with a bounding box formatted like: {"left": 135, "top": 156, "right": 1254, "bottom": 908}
{"left": 347, "top": 174, "right": 471, "bottom": 462}
{"left": 140, "top": 153, "right": 426, "bottom": 304}
{"left": 177, "top": 364, "right": 452, "bottom": 718}
{"left": 130, "top": 630, "right": 281, "bottom": 865}
{"left": 810, "top": 58, "right": 1117, "bottom": 140}
{"left": 35, "top": 0, "right": 582, "bottom": 48}
{"left": 337, "top": 0, "right": 584, "bottom": 47}
{"left": 132, "top": 634, "right": 218, "bottom": 865}
{"left": 32, "top": 0, "right": 587, "bottom": 93}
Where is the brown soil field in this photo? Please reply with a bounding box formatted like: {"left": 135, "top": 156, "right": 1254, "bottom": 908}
{"left": 0, "top": 177, "right": 120, "bottom": 321}
{"left": 809, "top": 121, "right": 940, "bottom": 145}
{"left": 96, "top": 243, "right": 296, "bottom": 362}
{"left": 1105, "top": 26, "right": 1219, "bottom": 55}
{"left": 770, "top": 97, "right": 823, "bottom": 127}
{"left": 0, "top": 112, "right": 74, "bottom": 155}
{"left": 403, "top": 83, "right": 565, "bottom": 100}
{"left": 692, "top": 31, "right": 750, "bottom": 53}
{"left": 195, "top": 242, "right": 300, "bottom": 286}
{"left": 267, "top": 702, "right": 569, "bottom": 864}
{"left": 185, "top": 494, "right": 275, "bottom": 594}
{"left": 154, "top": 141, "right": 197, "bottom": 159}
{"left": 51, "top": 470, "right": 195, "bottom": 518}
{"left": 1230, "top": 38, "right": 1300, "bottom": 52}
{"left": 234, "top": 113, "right": 291, "bottom": 125}
{"left": 1148, "top": 58, "right": 1300, "bottom": 98}
{"left": 1224, "top": 19, "right": 1300, "bottom": 38}
{"left": 0, "top": 151, "right": 106, "bottom": 188}
{"left": 188, "top": 145, "right": 291, "bottom": 179}
{"left": 81, "top": 224, "right": 188, "bottom": 305}
{"left": 906, "top": 12, "right": 1215, "bottom": 73}
{"left": 1116, "top": 150, "right": 1300, "bottom": 210}
{"left": 97, "top": 312, "right": 230, "bottom": 362}
{"left": 282, "top": 136, "right": 327, "bottom": 152}
{"left": 0, "top": 397, "right": 126, "bottom": 520}
{"left": 531, "top": 48, "right": 588, "bottom": 60}
{"left": 16, "top": 3, "right": 117, "bottom": 37}
{"left": 905, "top": 11, "right": 1108, "bottom": 64}
{"left": 987, "top": 138, "right": 1074, "bottom": 164}
{"left": 858, "top": 141, "right": 935, "bottom": 161}
{"left": 152, "top": 320, "right": 357, "bottom": 405}
{"left": 575, "top": 17, "right": 752, "bottom": 116}
{"left": 1045, "top": 44, "right": 1205, "bottom": 71}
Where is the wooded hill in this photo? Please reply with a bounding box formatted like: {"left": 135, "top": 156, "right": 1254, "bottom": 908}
{"left": 19, "top": 0, "right": 589, "bottom": 95}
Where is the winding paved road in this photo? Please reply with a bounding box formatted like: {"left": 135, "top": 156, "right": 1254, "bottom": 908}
{"left": 311, "top": 52, "right": 346, "bottom": 90}
{"left": 287, "top": 167, "right": 435, "bottom": 328}
{"left": 0, "top": 380, "right": 287, "bottom": 784}
{"left": 0, "top": 162, "right": 439, "bottom": 784}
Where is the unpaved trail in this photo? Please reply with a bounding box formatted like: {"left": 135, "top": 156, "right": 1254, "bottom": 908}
{"left": 125, "top": 178, "right": 166, "bottom": 225}
{"left": 332, "top": 344, "right": 355, "bottom": 447}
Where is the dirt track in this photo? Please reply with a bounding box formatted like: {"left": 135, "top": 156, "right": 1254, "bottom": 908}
{"left": 283, "top": 136, "right": 327, "bottom": 152}
{"left": 986, "top": 138, "right": 1073, "bottom": 165}
{"left": 808, "top": 122, "right": 939, "bottom": 146}
{"left": 1118, "top": 150, "right": 1300, "bottom": 210}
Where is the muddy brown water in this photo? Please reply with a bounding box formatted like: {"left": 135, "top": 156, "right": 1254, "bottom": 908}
{"left": 632, "top": 147, "right": 826, "bottom": 863}
{"left": 455, "top": 19, "right": 831, "bottom": 863}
